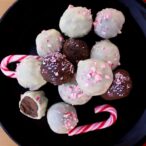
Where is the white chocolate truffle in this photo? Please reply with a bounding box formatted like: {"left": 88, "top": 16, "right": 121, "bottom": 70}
{"left": 16, "top": 56, "right": 46, "bottom": 90}
{"left": 90, "top": 40, "right": 120, "bottom": 69}
{"left": 59, "top": 5, "right": 92, "bottom": 38}
{"left": 47, "top": 102, "right": 78, "bottom": 134}
{"left": 93, "top": 8, "right": 125, "bottom": 38}
{"left": 58, "top": 78, "right": 92, "bottom": 105}
{"left": 36, "top": 29, "right": 63, "bottom": 57}
{"left": 19, "top": 91, "right": 48, "bottom": 119}
{"left": 76, "top": 59, "right": 113, "bottom": 96}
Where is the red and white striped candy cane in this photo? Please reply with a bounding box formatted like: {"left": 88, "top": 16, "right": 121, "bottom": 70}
{"left": 68, "top": 104, "right": 117, "bottom": 136}
{"left": 0, "top": 55, "right": 39, "bottom": 78}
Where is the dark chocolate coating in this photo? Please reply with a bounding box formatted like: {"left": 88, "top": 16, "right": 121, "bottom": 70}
{"left": 41, "top": 52, "right": 74, "bottom": 85}
{"left": 63, "top": 39, "right": 90, "bottom": 64}
{"left": 20, "top": 96, "right": 38, "bottom": 117}
{"left": 102, "top": 69, "right": 132, "bottom": 100}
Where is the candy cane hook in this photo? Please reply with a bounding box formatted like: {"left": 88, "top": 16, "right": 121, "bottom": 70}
{"left": 0, "top": 55, "right": 39, "bottom": 78}
{"left": 68, "top": 104, "right": 117, "bottom": 136}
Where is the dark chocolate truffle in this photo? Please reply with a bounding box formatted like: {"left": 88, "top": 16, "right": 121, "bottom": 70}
{"left": 102, "top": 69, "right": 132, "bottom": 100}
{"left": 63, "top": 39, "right": 90, "bottom": 64}
{"left": 41, "top": 52, "right": 74, "bottom": 85}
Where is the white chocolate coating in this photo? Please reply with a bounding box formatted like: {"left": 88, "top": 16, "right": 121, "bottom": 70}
{"left": 76, "top": 59, "right": 113, "bottom": 96}
{"left": 36, "top": 29, "right": 63, "bottom": 57}
{"left": 47, "top": 102, "right": 78, "bottom": 134}
{"left": 58, "top": 78, "right": 92, "bottom": 105}
{"left": 16, "top": 56, "right": 46, "bottom": 90}
{"left": 59, "top": 5, "right": 92, "bottom": 38}
{"left": 19, "top": 90, "right": 48, "bottom": 119}
{"left": 94, "top": 8, "right": 125, "bottom": 38}
{"left": 90, "top": 40, "right": 120, "bottom": 69}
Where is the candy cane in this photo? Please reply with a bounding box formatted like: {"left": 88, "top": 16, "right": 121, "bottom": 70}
{"left": 68, "top": 104, "right": 117, "bottom": 136}
{"left": 0, "top": 55, "right": 39, "bottom": 78}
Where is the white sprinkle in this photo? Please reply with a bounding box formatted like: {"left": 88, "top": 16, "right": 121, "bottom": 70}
{"left": 47, "top": 43, "right": 52, "bottom": 48}
{"left": 95, "top": 74, "right": 102, "bottom": 82}
{"left": 85, "top": 83, "right": 89, "bottom": 87}
{"left": 54, "top": 72, "right": 59, "bottom": 76}
{"left": 118, "top": 62, "right": 121, "bottom": 65}
{"left": 101, "top": 64, "right": 106, "bottom": 69}
{"left": 105, "top": 75, "right": 110, "bottom": 80}
{"left": 62, "top": 67, "right": 65, "bottom": 71}
{"left": 107, "top": 60, "right": 112, "bottom": 65}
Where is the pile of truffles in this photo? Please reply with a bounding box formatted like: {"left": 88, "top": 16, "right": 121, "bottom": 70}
{"left": 17, "top": 5, "right": 132, "bottom": 134}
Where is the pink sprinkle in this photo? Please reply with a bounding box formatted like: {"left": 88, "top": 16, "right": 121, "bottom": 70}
{"left": 101, "top": 64, "right": 106, "bottom": 69}
{"left": 70, "top": 93, "right": 76, "bottom": 99}
{"left": 91, "top": 67, "right": 96, "bottom": 72}
{"left": 63, "top": 112, "right": 77, "bottom": 130}
{"left": 60, "top": 77, "right": 63, "bottom": 80}
{"left": 82, "top": 11, "right": 87, "bottom": 16}
{"left": 105, "top": 75, "right": 110, "bottom": 80}
{"left": 54, "top": 72, "right": 59, "bottom": 76}
{"left": 50, "top": 56, "right": 56, "bottom": 63}
{"left": 68, "top": 86, "right": 73, "bottom": 92}
{"left": 85, "top": 83, "right": 89, "bottom": 87}
{"left": 36, "top": 96, "right": 40, "bottom": 101}
{"left": 62, "top": 67, "right": 65, "bottom": 71}
{"left": 116, "top": 78, "right": 121, "bottom": 85}
{"left": 42, "top": 30, "right": 46, "bottom": 33}
{"left": 95, "top": 74, "right": 102, "bottom": 82}
{"left": 93, "top": 21, "right": 98, "bottom": 26}
{"left": 74, "top": 85, "right": 79, "bottom": 92}
{"left": 77, "top": 93, "right": 83, "bottom": 98}
{"left": 87, "top": 73, "right": 91, "bottom": 79}
{"left": 68, "top": 5, "right": 74, "bottom": 9}
{"left": 107, "top": 60, "right": 113, "bottom": 66}
{"left": 104, "top": 14, "right": 110, "bottom": 20}
{"left": 59, "top": 36, "right": 63, "bottom": 42}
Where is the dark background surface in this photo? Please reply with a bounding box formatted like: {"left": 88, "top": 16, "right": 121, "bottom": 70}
{"left": 0, "top": 0, "right": 146, "bottom": 146}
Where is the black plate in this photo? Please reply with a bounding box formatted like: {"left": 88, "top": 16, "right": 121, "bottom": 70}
{"left": 0, "top": 0, "right": 146, "bottom": 146}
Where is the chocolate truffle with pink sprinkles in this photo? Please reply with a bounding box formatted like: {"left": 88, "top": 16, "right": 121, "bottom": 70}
{"left": 102, "top": 69, "right": 132, "bottom": 100}
{"left": 58, "top": 78, "right": 92, "bottom": 105}
{"left": 76, "top": 59, "right": 113, "bottom": 96}
{"left": 41, "top": 52, "right": 74, "bottom": 85}
{"left": 93, "top": 8, "right": 125, "bottom": 38}
{"left": 47, "top": 102, "right": 78, "bottom": 134}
